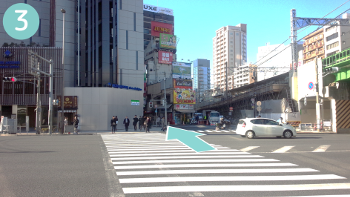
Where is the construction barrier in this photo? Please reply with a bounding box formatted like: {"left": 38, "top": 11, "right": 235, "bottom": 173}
{"left": 287, "top": 121, "right": 301, "bottom": 127}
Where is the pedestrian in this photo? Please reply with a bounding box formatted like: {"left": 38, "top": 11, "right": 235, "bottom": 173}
{"left": 149, "top": 116, "right": 153, "bottom": 131}
{"left": 64, "top": 117, "right": 68, "bottom": 134}
{"left": 277, "top": 117, "right": 284, "bottom": 124}
{"left": 133, "top": 115, "right": 139, "bottom": 131}
{"left": 111, "top": 116, "right": 116, "bottom": 134}
{"left": 139, "top": 116, "right": 144, "bottom": 131}
{"left": 114, "top": 116, "right": 118, "bottom": 132}
{"left": 73, "top": 116, "right": 79, "bottom": 134}
{"left": 123, "top": 116, "right": 130, "bottom": 131}
{"left": 161, "top": 117, "right": 165, "bottom": 131}
{"left": 156, "top": 116, "right": 160, "bottom": 127}
{"left": 195, "top": 115, "right": 199, "bottom": 125}
{"left": 144, "top": 117, "right": 150, "bottom": 133}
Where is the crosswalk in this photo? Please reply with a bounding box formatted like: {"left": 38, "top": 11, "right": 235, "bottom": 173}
{"left": 239, "top": 145, "right": 332, "bottom": 153}
{"left": 191, "top": 129, "right": 234, "bottom": 133}
{"left": 101, "top": 133, "right": 350, "bottom": 196}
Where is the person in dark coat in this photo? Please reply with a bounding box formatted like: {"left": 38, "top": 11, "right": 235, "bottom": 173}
{"left": 138, "top": 116, "right": 144, "bottom": 131}
{"left": 114, "top": 116, "right": 118, "bottom": 132}
{"left": 133, "top": 115, "right": 139, "bottom": 131}
{"left": 111, "top": 116, "right": 116, "bottom": 134}
{"left": 73, "top": 116, "right": 79, "bottom": 134}
{"left": 144, "top": 117, "right": 150, "bottom": 133}
{"left": 123, "top": 116, "right": 130, "bottom": 131}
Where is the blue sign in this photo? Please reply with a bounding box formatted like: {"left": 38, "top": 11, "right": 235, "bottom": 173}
{"left": 308, "top": 82, "right": 314, "bottom": 90}
{"left": 0, "top": 61, "right": 20, "bottom": 68}
{"left": 106, "top": 83, "right": 142, "bottom": 91}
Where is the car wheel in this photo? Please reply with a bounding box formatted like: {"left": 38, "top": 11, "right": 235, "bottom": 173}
{"left": 240, "top": 135, "right": 245, "bottom": 138}
{"left": 284, "top": 130, "right": 293, "bottom": 138}
{"left": 246, "top": 131, "right": 255, "bottom": 139}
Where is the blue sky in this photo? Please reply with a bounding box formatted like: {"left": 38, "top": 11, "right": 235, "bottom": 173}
{"left": 144, "top": 0, "right": 350, "bottom": 66}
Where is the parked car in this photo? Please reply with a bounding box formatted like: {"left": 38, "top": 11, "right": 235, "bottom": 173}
{"left": 236, "top": 118, "right": 297, "bottom": 139}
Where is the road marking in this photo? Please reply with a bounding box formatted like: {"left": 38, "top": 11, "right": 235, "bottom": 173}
{"left": 111, "top": 155, "right": 263, "bottom": 161}
{"left": 122, "top": 183, "right": 350, "bottom": 194}
{"left": 272, "top": 146, "right": 295, "bottom": 153}
{"left": 112, "top": 158, "right": 279, "bottom": 165}
{"left": 114, "top": 163, "right": 297, "bottom": 169}
{"left": 206, "top": 130, "right": 214, "bottom": 132}
{"left": 119, "top": 174, "right": 345, "bottom": 183}
{"left": 240, "top": 146, "right": 260, "bottom": 152}
{"left": 196, "top": 130, "right": 205, "bottom": 132}
{"left": 292, "top": 195, "right": 350, "bottom": 197}
{"left": 108, "top": 149, "right": 242, "bottom": 154}
{"left": 214, "top": 130, "right": 222, "bottom": 132}
{"left": 221, "top": 130, "right": 231, "bottom": 132}
{"left": 116, "top": 168, "right": 319, "bottom": 176}
{"left": 313, "top": 145, "right": 331, "bottom": 152}
{"left": 109, "top": 152, "right": 250, "bottom": 157}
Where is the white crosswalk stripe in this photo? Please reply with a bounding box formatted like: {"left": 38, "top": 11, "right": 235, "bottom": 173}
{"left": 101, "top": 134, "right": 350, "bottom": 196}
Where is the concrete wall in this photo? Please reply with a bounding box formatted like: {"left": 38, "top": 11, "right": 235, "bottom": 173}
{"left": 65, "top": 87, "right": 143, "bottom": 131}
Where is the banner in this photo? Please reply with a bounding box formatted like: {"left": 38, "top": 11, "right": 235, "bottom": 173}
{"left": 160, "top": 33, "right": 176, "bottom": 49}
{"left": 172, "top": 62, "right": 191, "bottom": 79}
{"left": 158, "top": 51, "right": 173, "bottom": 64}
{"left": 174, "top": 79, "right": 192, "bottom": 89}
{"left": 151, "top": 21, "right": 174, "bottom": 37}
{"left": 143, "top": 4, "right": 173, "bottom": 16}
{"left": 175, "top": 104, "right": 194, "bottom": 110}
{"left": 174, "top": 88, "right": 196, "bottom": 104}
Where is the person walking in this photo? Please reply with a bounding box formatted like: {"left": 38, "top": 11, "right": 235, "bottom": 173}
{"left": 123, "top": 116, "right": 130, "bottom": 131}
{"left": 111, "top": 116, "right": 116, "bottom": 134}
{"left": 139, "top": 116, "right": 144, "bottom": 131}
{"left": 156, "top": 116, "right": 160, "bottom": 127}
{"left": 73, "top": 116, "right": 79, "bottom": 134}
{"left": 161, "top": 116, "right": 165, "bottom": 131}
{"left": 133, "top": 115, "right": 139, "bottom": 131}
{"left": 114, "top": 116, "right": 118, "bottom": 132}
{"left": 64, "top": 117, "right": 68, "bottom": 134}
{"left": 144, "top": 117, "right": 150, "bottom": 133}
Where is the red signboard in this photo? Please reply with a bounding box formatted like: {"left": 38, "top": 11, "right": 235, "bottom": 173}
{"left": 151, "top": 21, "right": 174, "bottom": 37}
{"left": 158, "top": 51, "right": 173, "bottom": 64}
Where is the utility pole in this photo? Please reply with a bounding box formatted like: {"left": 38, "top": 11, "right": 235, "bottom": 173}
{"left": 163, "top": 72, "right": 167, "bottom": 129}
{"left": 315, "top": 59, "right": 321, "bottom": 131}
{"left": 35, "top": 62, "right": 41, "bottom": 134}
{"left": 60, "top": 9, "right": 66, "bottom": 134}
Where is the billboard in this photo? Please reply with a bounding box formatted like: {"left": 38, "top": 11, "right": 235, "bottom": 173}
{"left": 151, "top": 21, "right": 174, "bottom": 37}
{"left": 158, "top": 51, "right": 173, "bottom": 64}
{"left": 174, "top": 88, "right": 196, "bottom": 104}
{"left": 172, "top": 62, "right": 191, "bottom": 79}
{"left": 160, "top": 33, "right": 177, "bottom": 49}
{"left": 174, "top": 79, "right": 192, "bottom": 89}
{"left": 143, "top": 4, "right": 173, "bottom": 16}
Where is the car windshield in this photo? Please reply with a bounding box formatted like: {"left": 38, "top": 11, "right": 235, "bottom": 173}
{"left": 210, "top": 113, "right": 219, "bottom": 117}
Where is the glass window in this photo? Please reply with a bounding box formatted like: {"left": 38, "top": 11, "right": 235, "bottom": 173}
{"left": 250, "top": 119, "right": 265, "bottom": 124}
{"left": 265, "top": 120, "right": 279, "bottom": 125}
{"left": 238, "top": 120, "right": 245, "bottom": 124}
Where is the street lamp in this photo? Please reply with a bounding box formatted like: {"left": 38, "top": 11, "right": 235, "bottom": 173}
{"left": 60, "top": 8, "right": 66, "bottom": 134}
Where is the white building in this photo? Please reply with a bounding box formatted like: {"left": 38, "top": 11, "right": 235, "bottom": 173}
{"left": 213, "top": 24, "right": 247, "bottom": 91}
{"left": 256, "top": 43, "right": 304, "bottom": 81}
{"left": 233, "top": 63, "right": 257, "bottom": 88}
{"left": 324, "top": 13, "right": 350, "bottom": 57}
{"left": 192, "top": 59, "right": 210, "bottom": 101}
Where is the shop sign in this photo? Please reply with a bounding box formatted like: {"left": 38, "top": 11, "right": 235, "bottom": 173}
{"left": 160, "top": 33, "right": 177, "bottom": 49}
{"left": 106, "top": 83, "right": 142, "bottom": 91}
{"left": 174, "top": 88, "right": 196, "bottom": 104}
{"left": 143, "top": 4, "right": 173, "bottom": 16}
{"left": 151, "top": 21, "right": 174, "bottom": 37}
{"left": 174, "top": 79, "right": 192, "bottom": 88}
{"left": 0, "top": 61, "right": 20, "bottom": 68}
{"left": 158, "top": 51, "right": 173, "bottom": 64}
{"left": 131, "top": 100, "right": 140, "bottom": 106}
{"left": 175, "top": 104, "right": 195, "bottom": 110}
{"left": 58, "top": 96, "right": 78, "bottom": 109}
{"left": 172, "top": 62, "right": 191, "bottom": 79}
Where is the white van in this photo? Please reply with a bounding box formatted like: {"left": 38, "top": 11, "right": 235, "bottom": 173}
{"left": 209, "top": 111, "right": 220, "bottom": 124}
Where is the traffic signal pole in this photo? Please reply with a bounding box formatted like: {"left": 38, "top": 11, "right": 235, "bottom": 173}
{"left": 315, "top": 59, "right": 321, "bottom": 132}
{"left": 35, "top": 62, "right": 41, "bottom": 134}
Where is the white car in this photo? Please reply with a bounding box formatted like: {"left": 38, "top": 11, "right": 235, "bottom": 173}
{"left": 236, "top": 118, "right": 297, "bottom": 139}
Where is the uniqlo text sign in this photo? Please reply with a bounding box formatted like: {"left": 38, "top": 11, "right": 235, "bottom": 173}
{"left": 158, "top": 51, "right": 173, "bottom": 64}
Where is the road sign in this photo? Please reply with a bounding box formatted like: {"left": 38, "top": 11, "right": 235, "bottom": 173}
{"left": 251, "top": 98, "right": 255, "bottom": 103}
{"left": 257, "top": 101, "right": 261, "bottom": 106}
{"left": 229, "top": 107, "right": 233, "bottom": 111}
{"left": 257, "top": 106, "right": 262, "bottom": 112}
{"left": 308, "top": 82, "right": 314, "bottom": 90}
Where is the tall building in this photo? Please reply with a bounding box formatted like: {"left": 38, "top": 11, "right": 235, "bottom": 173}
{"left": 303, "top": 28, "right": 325, "bottom": 65}
{"left": 0, "top": 0, "right": 76, "bottom": 87}
{"left": 143, "top": 4, "right": 175, "bottom": 84}
{"left": 324, "top": 13, "right": 350, "bottom": 58}
{"left": 233, "top": 64, "right": 257, "bottom": 88}
{"left": 213, "top": 24, "right": 247, "bottom": 91}
{"left": 192, "top": 59, "right": 210, "bottom": 101}
{"left": 79, "top": 0, "right": 144, "bottom": 88}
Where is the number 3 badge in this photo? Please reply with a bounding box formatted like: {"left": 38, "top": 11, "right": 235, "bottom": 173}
{"left": 3, "top": 3, "right": 39, "bottom": 40}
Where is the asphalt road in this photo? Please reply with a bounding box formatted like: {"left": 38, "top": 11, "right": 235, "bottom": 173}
{"left": 2, "top": 126, "right": 350, "bottom": 197}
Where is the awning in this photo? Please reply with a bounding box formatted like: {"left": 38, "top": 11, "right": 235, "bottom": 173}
{"left": 175, "top": 109, "right": 195, "bottom": 113}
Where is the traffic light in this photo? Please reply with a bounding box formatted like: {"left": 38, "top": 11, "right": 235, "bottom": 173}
{"left": 149, "top": 101, "right": 153, "bottom": 108}
{"left": 324, "top": 67, "right": 339, "bottom": 74}
{"left": 3, "top": 77, "right": 17, "bottom": 82}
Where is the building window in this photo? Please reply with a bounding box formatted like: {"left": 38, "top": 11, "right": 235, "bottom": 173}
{"left": 326, "top": 32, "right": 338, "bottom": 42}
{"left": 120, "top": 0, "right": 122, "bottom": 10}
{"left": 326, "top": 41, "right": 339, "bottom": 50}
{"left": 126, "top": 30, "right": 128, "bottom": 49}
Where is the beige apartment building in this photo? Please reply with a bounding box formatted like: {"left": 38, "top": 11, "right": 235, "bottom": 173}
{"left": 213, "top": 24, "right": 247, "bottom": 91}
